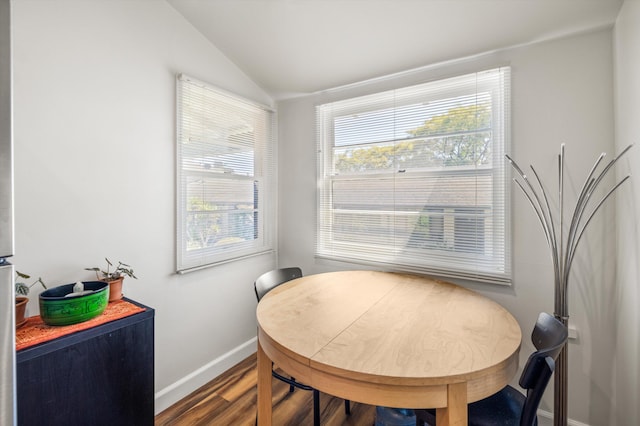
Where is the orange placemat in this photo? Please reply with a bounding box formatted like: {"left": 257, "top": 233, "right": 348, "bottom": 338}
{"left": 16, "top": 300, "right": 146, "bottom": 351}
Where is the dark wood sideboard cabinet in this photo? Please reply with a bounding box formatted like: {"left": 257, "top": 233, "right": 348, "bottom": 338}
{"left": 16, "top": 298, "right": 154, "bottom": 426}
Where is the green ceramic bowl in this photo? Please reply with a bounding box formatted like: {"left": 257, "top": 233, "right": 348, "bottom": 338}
{"left": 39, "top": 281, "right": 109, "bottom": 326}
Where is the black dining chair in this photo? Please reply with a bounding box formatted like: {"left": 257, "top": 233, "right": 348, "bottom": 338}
{"left": 415, "top": 312, "right": 568, "bottom": 426}
{"left": 254, "top": 267, "right": 351, "bottom": 426}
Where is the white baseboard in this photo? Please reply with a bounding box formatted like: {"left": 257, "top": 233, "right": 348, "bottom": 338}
{"left": 537, "top": 409, "right": 590, "bottom": 426}
{"left": 154, "top": 337, "right": 257, "bottom": 415}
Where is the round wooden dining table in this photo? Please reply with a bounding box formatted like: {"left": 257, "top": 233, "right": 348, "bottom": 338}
{"left": 256, "top": 270, "right": 522, "bottom": 425}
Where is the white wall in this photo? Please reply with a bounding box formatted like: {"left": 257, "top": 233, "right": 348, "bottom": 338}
{"left": 614, "top": 1, "right": 640, "bottom": 423}
{"left": 12, "top": 0, "right": 276, "bottom": 413}
{"left": 278, "top": 29, "right": 621, "bottom": 425}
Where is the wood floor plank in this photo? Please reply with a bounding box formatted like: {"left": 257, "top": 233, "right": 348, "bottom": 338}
{"left": 155, "top": 353, "right": 377, "bottom": 426}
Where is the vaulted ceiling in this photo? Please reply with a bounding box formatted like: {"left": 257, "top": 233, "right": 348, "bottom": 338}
{"left": 168, "top": 0, "right": 623, "bottom": 100}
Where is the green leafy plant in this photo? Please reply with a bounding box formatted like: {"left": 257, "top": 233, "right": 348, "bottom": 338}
{"left": 85, "top": 258, "right": 137, "bottom": 281}
{"left": 15, "top": 271, "right": 47, "bottom": 296}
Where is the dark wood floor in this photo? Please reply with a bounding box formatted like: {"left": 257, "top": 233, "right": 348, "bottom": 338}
{"left": 155, "top": 353, "right": 377, "bottom": 426}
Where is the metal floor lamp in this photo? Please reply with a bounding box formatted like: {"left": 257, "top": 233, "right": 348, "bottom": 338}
{"left": 506, "top": 143, "right": 632, "bottom": 426}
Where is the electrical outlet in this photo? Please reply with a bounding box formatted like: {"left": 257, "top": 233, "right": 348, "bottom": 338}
{"left": 568, "top": 325, "right": 578, "bottom": 340}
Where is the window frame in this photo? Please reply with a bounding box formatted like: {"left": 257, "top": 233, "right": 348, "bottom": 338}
{"left": 176, "top": 74, "right": 275, "bottom": 273}
{"left": 316, "top": 68, "right": 511, "bottom": 284}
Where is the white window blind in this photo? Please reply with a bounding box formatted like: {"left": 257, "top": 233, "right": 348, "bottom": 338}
{"left": 176, "top": 74, "right": 275, "bottom": 273}
{"left": 316, "top": 68, "right": 511, "bottom": 284}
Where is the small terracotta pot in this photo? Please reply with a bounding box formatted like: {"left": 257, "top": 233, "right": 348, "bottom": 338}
{"left": 105, "top": 277, "right": 125, "bottom": 302}
{"left": 15, "top": 296, "right": 28, "bottom": 328}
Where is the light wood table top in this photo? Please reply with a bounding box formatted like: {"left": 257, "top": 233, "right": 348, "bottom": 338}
{"left": 256, "top": 270, "right": 522, "bottom": 425}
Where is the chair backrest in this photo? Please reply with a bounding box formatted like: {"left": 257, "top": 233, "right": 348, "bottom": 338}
{"left": 518, "top": 312, "right": 568, "bottom": 426}
{"left": 254, "top": 267, "right": 303, "bottom": 301}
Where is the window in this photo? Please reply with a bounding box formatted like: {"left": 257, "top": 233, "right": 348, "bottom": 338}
{"left": 176, "top": 74, "right": 275, "bottom": 272}
{"left": 316, "top": 68, "right": 511, "bottom": 284}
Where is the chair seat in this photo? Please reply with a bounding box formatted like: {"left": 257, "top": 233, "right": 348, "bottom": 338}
{"left": 468, "top": 385, "right": 536, "bottom": 426}
{"left": 415, "top": 387, "right": 532, "bottom": 426}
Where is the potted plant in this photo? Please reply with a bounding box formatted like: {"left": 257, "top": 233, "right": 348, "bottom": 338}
{"left": 85, "top": 258, "right": 137, "bottom": 302}
{"left": 15, "top": 271, "right": 47, "bottom": 328}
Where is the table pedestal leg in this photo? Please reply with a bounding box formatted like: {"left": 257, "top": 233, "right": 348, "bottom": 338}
{"left": 436, "top": 382, "right": 467, "bottom": 426}
{"left": 257, "top": 339, "right": 272, "bottom": 426}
